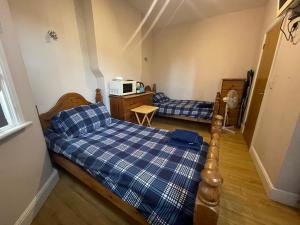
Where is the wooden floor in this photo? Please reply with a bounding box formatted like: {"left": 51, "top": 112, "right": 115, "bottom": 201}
{"left": 32, "top": 117, "right": 300, "bottom": 225}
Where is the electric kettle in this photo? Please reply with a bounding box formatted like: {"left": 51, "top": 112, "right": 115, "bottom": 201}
{"left": 136, "top": 82, "right": 145, "bottom": 93}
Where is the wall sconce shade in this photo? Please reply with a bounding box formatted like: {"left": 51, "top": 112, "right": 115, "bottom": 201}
{"left": 47, "top": 30, "right": 58, "bottom": 41}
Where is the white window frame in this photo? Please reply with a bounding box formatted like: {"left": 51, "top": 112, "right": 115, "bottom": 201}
{"left": 0, "top": 38, "right": 31, "bottom": 140}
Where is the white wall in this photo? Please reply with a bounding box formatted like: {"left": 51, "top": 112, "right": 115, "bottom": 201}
{"left": 276, "top": 117, "right": 300, "bottom": 194}
{"left": 249, "top": 0, "right": 300, "bottom": 206}
{"left": 0, "top": 0, "right": 55, "bottom": 224}
{"left": 8, "top": 0, "right": 97, "bottom": 113}
{"left": 92, "top": 0, "right": 143, "bottom": 106}
{"left": 145, "top": 7, "right": 265, "bottom": 101}
{"left": 8, "top": 0, "right": 143, "bottom": 112}
{"left": 251, "top": 28, "right": 300, "bottom": 188}
{"left": 141, "top": 26, "right": 154, "bottom": 86}
{"left": 251, "top": 32, "right": 300, "bottom": 184}
{"left": 9, "top": 0, "right": 267, "bottom": 109}
{"left": 261, "top": 0, "right": 278, "bottom": 34}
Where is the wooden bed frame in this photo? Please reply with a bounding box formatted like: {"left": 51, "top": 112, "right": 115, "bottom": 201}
{"left": 144, "top": 84, "right": 221, "bottom": 125}
{"left": 39, "top": 88, "right": 223, "bottom": 225}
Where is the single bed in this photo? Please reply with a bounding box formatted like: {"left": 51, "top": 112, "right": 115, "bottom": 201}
{"left": 39, "top": 89, "right": 223, "bottom": 225}
{"left": 145, "top": 84, "right": 221, "bottom": 124}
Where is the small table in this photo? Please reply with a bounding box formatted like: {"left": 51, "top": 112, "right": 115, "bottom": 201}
{"left": 131, "top": 105, "right": 158, "bottom": 127}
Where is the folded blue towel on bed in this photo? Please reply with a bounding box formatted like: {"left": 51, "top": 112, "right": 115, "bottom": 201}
{"left": 170, "top": 129, "right": 203, "bottom": 144}
{"left": 169, "top": 138, "right": 202, "bottom": 150}
{"left": 169, "top": 129, "right": 203, "bottom": 150}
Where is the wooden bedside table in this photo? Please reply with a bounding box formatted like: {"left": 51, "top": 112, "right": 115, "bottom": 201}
{"left": 109, "top": 92, "right": 154, "bottom": 123}
{"left": 131, "top": 105, "right": 158, "bottom": 127}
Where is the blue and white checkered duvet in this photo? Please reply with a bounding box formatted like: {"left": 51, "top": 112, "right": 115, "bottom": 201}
{"left": 45, "top": 119, "right": 208, "bottom": 225}
{"left": 154, "top": 100, "right": 213, "bottom": 120}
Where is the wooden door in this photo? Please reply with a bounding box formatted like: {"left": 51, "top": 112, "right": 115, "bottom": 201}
{"left": 243, "top": 22, "right": 281, "bottom": 146}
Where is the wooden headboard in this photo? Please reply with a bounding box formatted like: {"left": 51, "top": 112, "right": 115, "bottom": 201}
{"left": 145, "top": 84, "right": 156, "bottom": 93}
{"left": 39, "top": 89, "right": 103, "bottom": 130}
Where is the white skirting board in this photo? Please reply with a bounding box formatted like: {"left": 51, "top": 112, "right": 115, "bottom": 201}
{"left": 249, "top": 146, "right": 300, "bottom": 208}
{"left": 14, "top": 169, "right": 59, "bottom": 225}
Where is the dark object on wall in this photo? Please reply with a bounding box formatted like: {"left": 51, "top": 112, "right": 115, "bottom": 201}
{"left": 280, "top": 2, "right": 300, "bottom": 45}
{"left": 238, "top": 70, "right": 254, "bottom": 127}
{"left": 47, "top": 30, "right": 58, "bottom": 41}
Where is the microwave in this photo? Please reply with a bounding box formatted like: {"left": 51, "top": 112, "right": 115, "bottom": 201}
{"left": 109, "top": 80, "right": 136, "bottom": 96}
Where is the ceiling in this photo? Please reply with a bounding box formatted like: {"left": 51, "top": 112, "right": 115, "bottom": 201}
{"left": 127, "top": 0, "right": 268, "bottom": 29}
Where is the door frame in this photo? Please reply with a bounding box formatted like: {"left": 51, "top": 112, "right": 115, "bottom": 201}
{"left": 241, "top": 17, "right": 284, "bottom": 139}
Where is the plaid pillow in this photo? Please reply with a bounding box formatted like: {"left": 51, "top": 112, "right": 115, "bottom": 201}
{"left": 51, "top": 103, "right": 111, "bottom": 138}
{"left": 153, "top": 92, "right": 170, "bottom": 103}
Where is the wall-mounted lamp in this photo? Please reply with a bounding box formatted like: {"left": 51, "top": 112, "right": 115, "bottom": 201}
{"left": 47, "top": 30, "right": 58, "bottom": 41}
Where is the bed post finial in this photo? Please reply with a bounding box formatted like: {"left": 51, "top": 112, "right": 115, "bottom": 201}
{"left": 211, "top": 92, "right": 221, "bottom": 126}
{"left": 95, "top": 89, "right": 102, "bottom": 103}
{"left": 152, "top": 84, "right": 157, "bottom": 93}
{"left": 194, "top": 115, "right": 223, "bottom": 225}
{"left": 211, "top": 115, "right": 223, "bottom": 138}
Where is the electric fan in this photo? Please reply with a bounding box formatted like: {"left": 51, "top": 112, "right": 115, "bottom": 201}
{"left": 223, "top": 90, "right": 239, "bottom": 133}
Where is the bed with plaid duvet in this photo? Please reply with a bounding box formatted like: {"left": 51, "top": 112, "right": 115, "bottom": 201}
{"left": 45, "top": 119, "right": 208, "bottom": 225}
{"left": 154, "top": 99, "right": 213, "bottom": 120}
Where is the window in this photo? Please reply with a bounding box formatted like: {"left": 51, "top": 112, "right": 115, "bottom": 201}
{"left": 0, "top": 64, "right": 17, "bottom": 131}
{"left": 0, "top": 39, "right": 29, "bottom": 139}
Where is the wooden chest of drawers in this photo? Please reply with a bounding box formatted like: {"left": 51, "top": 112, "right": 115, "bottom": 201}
{"left": 220, "top": 79, "right": 246, "bottom": 127}
{"left": 109, "top": 92, "right": 154, "bottom": 123}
